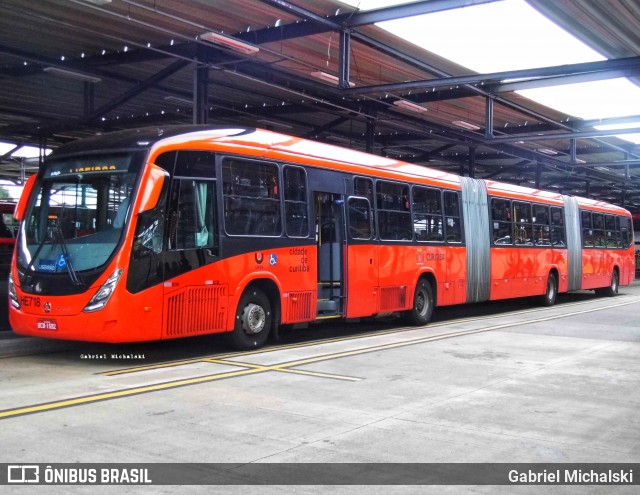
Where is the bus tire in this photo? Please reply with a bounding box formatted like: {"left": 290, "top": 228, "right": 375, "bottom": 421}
{"left": 596, "top": 269, "right": 619, "bottom": 297}
{"left": 539, "top": 272, "right": 558, "bottom": 307}
{"left": 405, "top": 279, "right": 434, "bottom": 326}
{"left": 229, "top": 287, "right": 272, "bottom": 350}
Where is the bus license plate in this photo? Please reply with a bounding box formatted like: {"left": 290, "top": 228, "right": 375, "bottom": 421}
{"left": 37, "top": 319, "right": 58, "bottom": 331}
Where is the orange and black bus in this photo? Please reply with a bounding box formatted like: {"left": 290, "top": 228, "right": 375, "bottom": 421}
{"left": 9, "top": 127, "right": 635, "bottom": 348}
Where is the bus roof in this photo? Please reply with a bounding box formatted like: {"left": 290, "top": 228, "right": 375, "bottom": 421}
{"left": 48, "top": 126, "right": 630, "bottom": 215}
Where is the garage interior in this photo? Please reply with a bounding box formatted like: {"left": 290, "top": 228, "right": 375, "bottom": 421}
{"left": 1, "top": 0, "right": 640, "bottom": 212}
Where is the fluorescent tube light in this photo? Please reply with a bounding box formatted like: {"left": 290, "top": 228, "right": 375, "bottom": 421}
{"left": 199, "top": 32, "right": 259, "bottom": 54}
{"left": 43, "top": 67, "right": 101, "bottom": 83}
{"left": 536, "top": 148, "right": 558, "bottom": 155}
{"left": 452, "top": 120, "right": 480, "bottom": 130}
{"left": 163, "top": 96, "right": 192, "bottom": 106}
{"left": 257, "top": 119, "right": 292, "bottom": 129}
{"left": 310, "top": 71, "right": 355, "bottom": 87}
{"left": 393, "top": 99, "right": 428, "bottom": 113}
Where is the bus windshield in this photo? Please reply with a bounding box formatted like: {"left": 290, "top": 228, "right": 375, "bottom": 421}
{"left": 17, "top": 153, "right": 141, "bottom": 277}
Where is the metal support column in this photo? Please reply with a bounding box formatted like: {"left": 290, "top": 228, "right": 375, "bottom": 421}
{"left": 38, "top": 136, "right": 47, "bottom": 169}
{"left": 194, "top": 57, "right": 208, "bottom": 125}
{"left": 469, "top": 146, "right": 476, "bottom": 178}
{"left": 366, "top": 117, "right": 375, "bottom": 153}
{"left": 484, "top": 96, "right": 494, "bottom": 139}
{"left": 338, "top": 30, "right": 351, "bottom": 89}
{"left": 83, "top": 81, "right": 95, "bottom": 118}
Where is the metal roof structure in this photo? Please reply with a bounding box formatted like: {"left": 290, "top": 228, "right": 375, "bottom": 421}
{"left": 1, "top": 0, "right": 640, "bottom": 209}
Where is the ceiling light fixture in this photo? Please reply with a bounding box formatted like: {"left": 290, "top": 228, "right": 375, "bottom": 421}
{"left": 199, "top": 32, "right": 259, "bottom": 55}
{"left": 452, "top": 120, "right": 480, "bottom": 130}
{"left": 310, "top": 71, "right": 355, "bottom": 87}
{"left": 163, "top": 96, "right": 192, "bottom": 106}
{"left": 43, "top": 67, "right": 101, "bottom": 83}
{"left": 536, "top": 148, "right": 559, "bottom": 155}
{"left": 257, "top": 119, "right": 292, "bottom": 129}
{"left": 393, "top": 99, "right": 428, "bottom": 113}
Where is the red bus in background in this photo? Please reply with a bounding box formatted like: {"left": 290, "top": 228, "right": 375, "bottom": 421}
{"left": 0, "top": 201, "right": 18, "bottom": 275}
{"left": 633, "top": 213, "right": 640, "bottom": 273}
{"left": 8, "top": 127, "right": 635, "bottom": 349}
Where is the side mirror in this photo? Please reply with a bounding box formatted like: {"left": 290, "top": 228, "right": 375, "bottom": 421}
{"left": 137, "top": 164, "right": 169, "bottom": 213}
{"left": 14, "top": 174, "right": 37, "bottom": 221}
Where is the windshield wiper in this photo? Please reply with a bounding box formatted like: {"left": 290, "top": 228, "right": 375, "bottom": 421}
{"left": 20, "top": 220, "right": 85, "bottom": 287}
{"left": 53, "top": 221, "right": 84, "bottom": 286}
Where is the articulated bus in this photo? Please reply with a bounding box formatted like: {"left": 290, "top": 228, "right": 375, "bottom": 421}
{"left": 9, "top": 127, "right": 635, "bottom": 349}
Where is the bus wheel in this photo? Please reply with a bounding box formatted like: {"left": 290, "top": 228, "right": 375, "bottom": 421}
{"left": 540, "top": 272, "right": 558, "bottom": 307}
{"left": 230, "top": 287, "right": 272, "bottom": 350}
{"left": 405, "top": 279, "right": 434, "bottom": 326}
{"left": 596, "top": 270, "right": 619, "bottom": 297}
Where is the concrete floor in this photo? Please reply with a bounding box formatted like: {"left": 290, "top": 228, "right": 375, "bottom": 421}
{"left": 1, "top": 283, "right": 639, "bottom": 494}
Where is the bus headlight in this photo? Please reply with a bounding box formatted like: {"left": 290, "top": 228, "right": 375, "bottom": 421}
{"left": 83, "top": 269, "right": 123, "bottom": 313}
{"left": 8, "top": 274, "right": 20, "bottom": 309}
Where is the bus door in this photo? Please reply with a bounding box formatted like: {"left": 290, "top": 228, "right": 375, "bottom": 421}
{"left": 345, "top": 196, "right": 378, "bottom": 317}
{"left": 315, "top": 192, "right": 345, "bottom": 318}
{"left": 161, "top": 159, "right": 222, "bottom": 338}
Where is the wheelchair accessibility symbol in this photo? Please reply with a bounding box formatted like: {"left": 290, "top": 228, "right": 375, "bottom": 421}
{"left": 269, "top": 254, "right": 277, "bottom": 266}
{"left": 56, "top": 254, "right": 67, "bottom": 269}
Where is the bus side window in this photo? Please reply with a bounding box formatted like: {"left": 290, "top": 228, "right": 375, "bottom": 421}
{"left": 532, "top": 204, "right": 551, "bottom": 246}
{"left": 550, "top": 207, "right": 565, "bottom": 247}
{"left": 443, "top": 191, "right": 462, "bottom": 243}
{"left": 168, "top": 179, "right": 216, "bottom": 250}
{"left": 592, "top": 213, "right": 605, "bottom": 248}
{"left": 354, "top": 177, "right": 375, "bottom": 238}
{"left": 222, "top": 158, "right": 281, "bottom": 237}
{"left": 620, "top": 215, "right": 631, "bottom": 248}
{"left": 284, "top": 166, "right": 309, "bottom": 238}
{"left": 413, "top": 186, "right": 443, "bottom": 242}
{"left": 491, "top": 198, "right": 512, "bottom": 245}
{"left": 128, "top": 176, "right": 169, "bottom": 294}
{"left": 354, "top": 177, "right": 374, "bottom": 203}
{"left": 376, "top": 181, "right": 412, "bottom": 241}
{"left": 581, "top": 211, "right": 593, "bottom": 247}
{"left": 348, "top": 197, "right": 372, "bottom": 240}
{"left": 513, "top": 201, "right": 533, "bottom": 245}
{"left": 605, "top": 214, "right": 618, "bottom": 248}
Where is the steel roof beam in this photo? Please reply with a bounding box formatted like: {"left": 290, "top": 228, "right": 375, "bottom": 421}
{"left": 488, "top": 125, "right": 640, "bottom": 143}
{"left": 343, "top": 0, "right": 500, "bottom": 27}
{"left": 252, "top": 0, "right": 498, "bottom": 42}
{"left": 344, "top": 57, "right": 640, "bottom": 96}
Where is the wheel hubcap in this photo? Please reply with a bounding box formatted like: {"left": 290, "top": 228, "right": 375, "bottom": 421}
{"left": 241, "top": 303, "right": 266, "bottom": 334}
{"left": 416, "top": 289, "right": 427, "bottom": 315}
